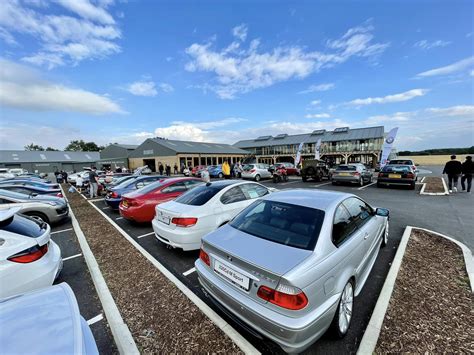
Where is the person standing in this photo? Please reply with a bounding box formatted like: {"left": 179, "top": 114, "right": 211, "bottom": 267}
{"left": 76, "top": 174, "right": 83, "bottom": 193}
{"left": 62, "top": 170, "right": 68, "bottom": 184}
{"left": 222, "top": 160, "right": 231, "bottom": 179}
{"left": 174, "top": 163, "right": 178, "bottom": 175}
{"left": 166, "top": 164, "right": 171, "bottom": 176}
{"left": 158, "top": 163, "right": 164, "bottom": 175}
{"left": 201, "top": 167, "right": 210, "bottom": 183}
{"left": 461, "top": 156, "right": 473, "bottom": 193}
{"left": 442, "top": 155, "right": 463, "bottom": 193}
{"left": 89, "top": 167, "right": 99, "bottom": 198}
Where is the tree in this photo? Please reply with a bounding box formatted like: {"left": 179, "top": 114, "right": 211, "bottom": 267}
{"left": 24, "top": 143, "right": 44, "bottom": 151}
{"left": 45, "top": 147, "right": 59, "bottom": 151}
{"left": 64, "top": 140, "right": 104, "bottom": 151}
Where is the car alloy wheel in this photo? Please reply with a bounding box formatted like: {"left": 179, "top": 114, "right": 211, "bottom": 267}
{"left": 382, "top": 221, "right": 389, "bottom": 247}
{"left": 218, "top": 173, "right": 223, "bottom": 178}
{"left": 255, "top": 174, "right": 261, "bottom": 182}
{"left": 338, "top": 282, "right": 354, "bottom": 336}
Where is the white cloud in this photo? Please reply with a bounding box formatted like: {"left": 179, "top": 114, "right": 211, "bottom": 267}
{"left": 126, "top": 81, "right": 158, "bottom": 97}
{"left": 347, "top": 89, "right": 428, "bottom": 106}
{"left": 0, "top": 58, "right": 124, "bottom": 114}
{"left": 158, "top": 83, "right": 174, "bottom": 93}
{"left": 125, "top": 80, "right": 174, "bottom": 97}
{"left": 426, "top": 105, "right": 474, "bottom": 117}
{"left": 305, "top": 113, "right": 330, "bottom": 119}
{"left": 232, "top": 24, "right": 248, "bottom": 42}
{"left": 470, "top": 70, "right": 474, "bottom": 77}
{"left": 364, "top": 112, "right": 413, "bottom": 125}
{"left": 416, "top": 56, "right": 474, "bottom": 77}
{"left": 310, "top": 100, "right": 321, "bottom": 106}
{"left": 154, "top": 125, "right": 208, "bottom": 142}
{"left": 299, "top": 83, "right": 335, "bottom": 94}
{"left": 55, "top": 0, "right": 115, "bottom": 25}
{"left": 413, "top": 40, "right": 451, "bottom": 50}
{"left": 185, "top": 22, "right": 388, "bottom": 99}
{"left": 171, "top": 117, "right": 247, "bottom": 130}
{"left": 0, "top": 0, "right": 121, "bottom": 68}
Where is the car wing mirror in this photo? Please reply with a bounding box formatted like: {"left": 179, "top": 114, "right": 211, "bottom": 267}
{"left": 376, "top": 208, "right": 389, "bottom": 217}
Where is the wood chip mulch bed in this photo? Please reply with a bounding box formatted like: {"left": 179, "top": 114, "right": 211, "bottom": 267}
{"left": 376, "top": 229, "right": 473, "bottom": 353}
{"left": 66, "top": 190, "right": 241, "bottom": 353}
{"left": 423, "top": 176, "right": 446, "bottom": 193}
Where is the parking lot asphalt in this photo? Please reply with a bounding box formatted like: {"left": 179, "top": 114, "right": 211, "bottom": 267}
{"left": 78, "top": 166, "right": 473, "bottom": 354}
{"left": 50, "top": 219, "right": 117, "bottom": 354}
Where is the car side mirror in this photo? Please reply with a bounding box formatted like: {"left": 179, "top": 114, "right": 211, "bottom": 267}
{"left": 376, "top": 208, "right": 389, "bottom": 217}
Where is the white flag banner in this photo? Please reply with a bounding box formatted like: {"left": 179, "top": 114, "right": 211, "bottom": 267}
{"left": 295, "top": 142, "right": 304, "bottom": 165}
{"left": 380, "top": 127, "right": 399, "bottom": 168}
{"left": 315, "top": 138, "right": 322, "bottom": 160}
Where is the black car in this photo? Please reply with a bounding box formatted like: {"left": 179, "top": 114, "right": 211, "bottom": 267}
{"left": 377, "top": 165, "right": 416, "bottom": 189}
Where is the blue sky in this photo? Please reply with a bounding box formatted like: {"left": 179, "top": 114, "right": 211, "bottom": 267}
{"left": 0, "top": 0, "right": 473, "bottom": 151}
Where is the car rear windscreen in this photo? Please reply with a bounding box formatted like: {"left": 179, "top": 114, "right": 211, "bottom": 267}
{"left": 389, "top": 160, "right": 412, "bottom": 165}
{"left": 382, "top": 165, "right": 411, "bottom": 173}
{"left": 230, "top": 200, "right": 325, "bottom": 250}
{"left": 336, "top": 165, "right": 357, "bottom": 171}
{"left": 243, "top": 164, "right": 255, "bottom": 171}
{"left": 175, "top": 184, "right": 225, "bottom": 206}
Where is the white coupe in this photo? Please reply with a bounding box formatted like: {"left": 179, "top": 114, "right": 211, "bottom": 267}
{"left": 152, "top": 180, "right": 273, "bottom": 251}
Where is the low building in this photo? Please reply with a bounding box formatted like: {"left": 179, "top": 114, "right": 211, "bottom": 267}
{"left": 128, "top": 137, "right": 250, "bottom": 171}
{"left": 96, "top": 143, "right": 138, "bottom": 170}
{"left": 233, "top": 126, "right": 385, "bottom": 167}
{"left": 0, "top": 150, "right": 100, "bottom": 173}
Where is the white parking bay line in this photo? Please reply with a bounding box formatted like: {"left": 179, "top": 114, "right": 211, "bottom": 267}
{"left": 312, "top": 182, "right": 332, "bottom": 188}
{"left": 51, "top": 228, "right": 73, "bottom": 235}
{"left": 137, "top": 232, "right": 155, "bottom": 239}
{"left": 87, "top": 313, "right": 104, "bottom": 326}
{"left": 63, "top": 253, "right": 83, "bottom": 261}
{"left": 183, "top": 267, "right": 196, "bottom": 276}
{"left": 89, "top": 198, "right": 104, "bottom": 202}
{"left": 102, "top": 206, "right": 110, "bottom": 210}
{"left": 358, "top": 181, "right": 377, "bottom": 190}
{"left": 116, "top": 217, "right": 124, "bottom": 220}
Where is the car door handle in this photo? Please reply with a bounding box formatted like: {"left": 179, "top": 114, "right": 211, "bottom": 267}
{"left": 364, "top": 233, "right": 369, "bottom": 240}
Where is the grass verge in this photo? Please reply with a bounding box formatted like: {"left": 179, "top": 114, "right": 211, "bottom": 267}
{"left": 66, "top": 189, "right": 241, "bottom": 353}
{"left": 422, "top": 176, "right": 446, "bottom": 193}
{"left": 375, "top": 229, "right": 473, "bottom": 353}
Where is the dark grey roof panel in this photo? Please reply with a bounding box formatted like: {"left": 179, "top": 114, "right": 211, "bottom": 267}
{"left": 0, "top": 150, "right": 100, "bottom": 164}
{"left": 150, "top": 138, "right": 250, "bottom": 155}
{"left": 114, "top": 144, "right": 138, "bottom": 150}
{"left": 234, "top": 126, "right": 385, "bottom": 148}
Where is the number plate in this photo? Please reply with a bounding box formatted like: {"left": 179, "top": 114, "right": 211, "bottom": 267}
{"left": 214, "top": 260, "right": 250, "bottom": 291}
{"left": 388, "top": 174, "right": 401, "bottom": 178}
{"left": 157, "top": 212, "right": 170, "bottom": 225}
{"left": 122, "top": 200, "right": 128, "bottom": 207}
{"left": 339, "top": 172, "right": 351, "bottom": 176}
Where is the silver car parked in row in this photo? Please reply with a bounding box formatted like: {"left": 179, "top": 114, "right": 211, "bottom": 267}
{"left": 241, "top": 164, "right": 272, "bottom": 182}
{"left": 331, "top": 163, "right": 373, "bottom": 186}
{"left": 196, "top": 189, "right": 389, "bottom": 353}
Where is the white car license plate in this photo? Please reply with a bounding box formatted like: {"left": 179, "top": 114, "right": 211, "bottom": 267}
{"left": 214, "top": 260, "right": 250, "bottom": 291}
{"left": 157, "top": 213, "right": 170, "bottom": 225}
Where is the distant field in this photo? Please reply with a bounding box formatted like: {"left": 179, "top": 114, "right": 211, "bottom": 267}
{"left": 402, "top": 155, "right": 470, "bottom": 166}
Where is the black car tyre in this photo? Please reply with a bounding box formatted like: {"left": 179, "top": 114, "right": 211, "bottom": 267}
{"left": 330, "top": 280, "right": 354, "bottom": 338}
{"left": 25, "top": 212, "right": 50, "bottom": 225}
{"left": 377, "top": 182, "right": 382, "bottom": 188}
{"left": 255, "top": 174, "right": 261, "bottom": 182}
{"left": 302, "top": 175, "right": 307, "bottom": 182}
{"left": 218, "top": 172, "right": 223, "bottom": 178}
{"left": 332, "top": 181, "right": 338, "bottom": 185}
{"left": 410, "top": 183, "right": 416, "bottom": 190}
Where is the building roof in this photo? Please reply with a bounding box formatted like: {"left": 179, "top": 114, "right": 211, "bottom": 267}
{"left": 113, "top": 144, "right": 139, "bottom": 150}
{"left": 233, "top": 126, "right": 385, "bottom": 148}
{"left": 0, "top": 150, "right": 100, "bottom": 164}
{"left": 149, "top": 138, "right": 250, "bottom": 155}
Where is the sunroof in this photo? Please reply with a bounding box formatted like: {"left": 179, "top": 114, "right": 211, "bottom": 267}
{"left": 255, "top": 135, "right": 272, "bottom": 141}
{"left": 274, "top": 134, "right": 288, "bottom": 139}
{"left": 333, "top": 127, "right": 349, "bottom": 133}
{"left": 311, "top": 129, "right": 326, "bottom": 135}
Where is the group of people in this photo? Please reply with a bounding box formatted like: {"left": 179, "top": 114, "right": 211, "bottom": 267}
{"left": 443, "top": 155, "right": 473, "bottom": 193}
{"left": 54, "top": 170, "right": 68, "bottom": 183}
{"left": 157, "top": 163, "right": 176, "bottom": 176}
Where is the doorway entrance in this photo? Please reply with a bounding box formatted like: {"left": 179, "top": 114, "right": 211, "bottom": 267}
{"left": 143, "top": 159, "right": 156, "bottom": 172}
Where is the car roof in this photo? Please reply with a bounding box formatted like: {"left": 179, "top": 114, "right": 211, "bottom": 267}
{"left": 0, "top": 206, "right": 22, "bottom": 221}
{"left": 265, "top": 189, "right": 353, "bottom": 211}
{"left": 205, "top": 179, "right": 243, "bottom": 188}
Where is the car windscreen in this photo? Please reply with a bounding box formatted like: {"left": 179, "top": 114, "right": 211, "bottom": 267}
{"left": 243, "top": 165, "right": 255, "bottom": 171}
{"left": 0, "top": 189, "right": 29, "bottom": 200}
{"left": 382, "top": 165, "right": 411, "bottom": 173}
{"left": 388, "top": 160, "right": 412, "bottom": 165}
{"left": 113, "top": 177, "right": 139, "bottom": 189}
{"left": 336, "top": 165, "right": 357, "bottom": 171}
{"left": 135, "top": 180, "right": 166, "bottom": 194}
{"left": 230, "top": 200, "right": 325, "bottom": 250}
{"left": 175, "top": 184, "right": 226, "bottom": 206}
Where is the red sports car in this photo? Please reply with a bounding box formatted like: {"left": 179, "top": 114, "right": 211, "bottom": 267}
{"left": 119, "top": 177, "right": 203, "bottom": 223}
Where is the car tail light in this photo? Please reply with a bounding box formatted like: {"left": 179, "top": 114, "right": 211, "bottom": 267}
{"left": 378, "top": 172, "right": 385, "bottom": 177}
{"left": 8, "top": 244, "right": 48, "bottom": 263}
{"left": 406, "top": 173, "right": 414, "bottom": 178}
{"left": 56, "top": 193, "right": 63, "bottom": 198}
{"left": 199, "top": 248, "right": 210, "bottom": 266}
{"left": 352, "top": 172, "right": 360, "bottom": 176}
{"left": 172, "top": 217, "right": 198, "bottom": 227}
{"left": 257, "top": 284, "right": 308, "bottom": 310}
{"left": 249, "top": 169, "right": 256, "bottom": 173}
{"left": 111, "top": 191, "right": 119, "bottom": 198}
{"left": 412, "top": 165, "right": 416, "bottom": 171}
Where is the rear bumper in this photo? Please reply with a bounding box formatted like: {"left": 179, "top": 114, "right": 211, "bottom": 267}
{"left": 152, "top": 218, "right": 203, "bottom": 251}
{"left": 105, "top": 197, "right": 121, "bottom": 209}
{"left": 377, "top": 178, "right": 414, "bottom": 186}
{"left": 195, "top": 259, "right": 339, "bottom": 353}
{"left": 119, "top": 205, "right": 151, "bottom": 223}
{"left": 332, "top": 175, "right": 360, "bottom": 183}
